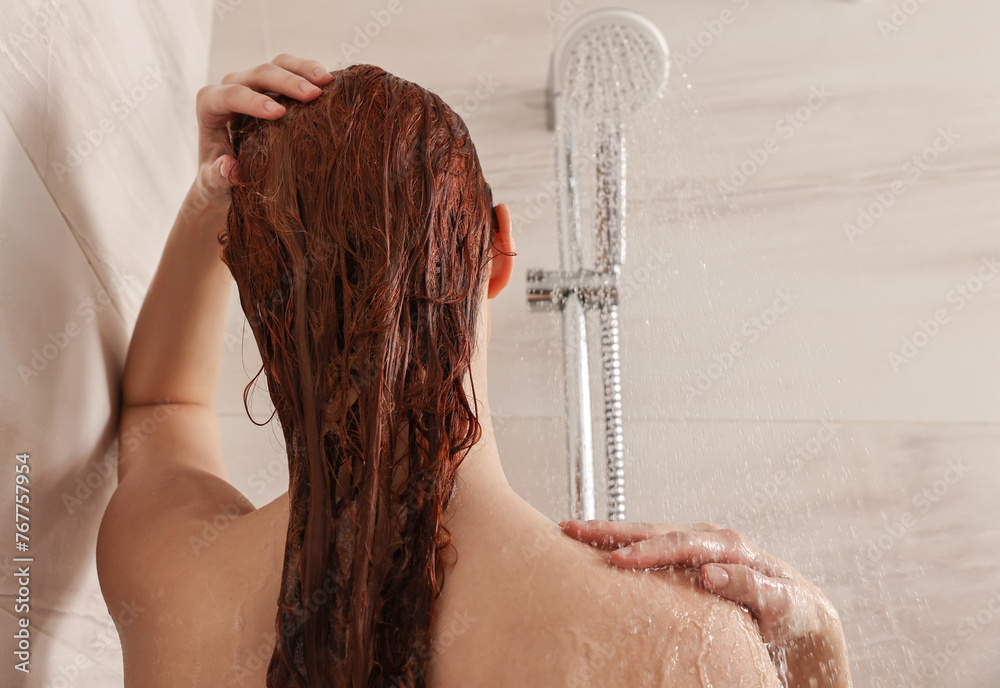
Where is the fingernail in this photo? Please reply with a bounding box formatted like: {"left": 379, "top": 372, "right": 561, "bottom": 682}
{"left": 300, "top": 80, "right": 319, "bottom": 93}
{"left": 220, "top": 159, "right": 230, "bottom": 177}
{"left": 617, "top": 544, "right": 635, "bottom": 555}
{"left": 313, "top": 66, "right": 327, "bottom": 77}
{"left": 704, "top": 565, "right": 729, "bottom": 588}
{"left": 558, "top": 521, "right": 568, "bottom": 527}
{"left": 264, "top": 101, "right": 283, "bottom": 112}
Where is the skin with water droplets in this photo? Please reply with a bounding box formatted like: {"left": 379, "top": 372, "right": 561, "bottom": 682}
{"left": 425, "top": 512, "right": 783, "bottom": 687}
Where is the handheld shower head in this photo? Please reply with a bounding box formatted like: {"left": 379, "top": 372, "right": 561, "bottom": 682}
{"left": 549, "top": 8, "right": 670, "bottom": 125}
{"left": 536, "top": 9, "right": 670, "bottom": 522}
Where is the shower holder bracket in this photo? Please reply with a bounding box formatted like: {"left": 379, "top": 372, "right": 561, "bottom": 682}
{"left": 526, "top": 268, "right": 620, "bottom": 312}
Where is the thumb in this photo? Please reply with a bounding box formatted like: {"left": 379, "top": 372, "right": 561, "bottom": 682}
{"left": 201, "top": 154, "right": 238, "bottom": 192}
{"left": 189, "top": 155, "right": 238, "bottom": 214}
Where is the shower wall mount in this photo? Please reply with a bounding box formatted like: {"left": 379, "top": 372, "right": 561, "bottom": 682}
{"left": 528, "top": 8, "right": 669, "bottom": 522}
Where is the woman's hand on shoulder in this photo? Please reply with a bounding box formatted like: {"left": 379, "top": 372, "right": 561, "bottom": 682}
{"left": 186, "top": 54, "right": 333, "bottom": 221}
{"left": 558, "top": 519, "right": 851, "bottom": 688}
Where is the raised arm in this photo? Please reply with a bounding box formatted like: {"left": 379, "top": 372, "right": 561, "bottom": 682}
{"left": 119, "top": 183, "right": 234, "bottom": 410}
{"left": 116, "top": 55, "right": 334, "bottom": 483}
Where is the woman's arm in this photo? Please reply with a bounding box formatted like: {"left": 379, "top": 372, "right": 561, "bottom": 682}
{"left": 123, "top": 55, "right": 335, "bottom": 411}
{"left": 120, "top": 187, "right": 233, "bottom": 410}
{"left": 115, "top": 55, "right": 334, "bottom": 485}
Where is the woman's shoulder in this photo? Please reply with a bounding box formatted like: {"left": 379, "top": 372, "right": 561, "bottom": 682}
{"left": 428, "top": 513, "right": 781, "bottom": 687}
{"left": 99, "top": 489, "right": 289, "bottom": 688}
{"left": 635, "top": 566, "right": 782, "bottom": 687}
{"left": 551, "top": 537, "right": 782, "bottom": 687}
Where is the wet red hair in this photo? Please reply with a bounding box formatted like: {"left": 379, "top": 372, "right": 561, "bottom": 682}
{"left": 220, "top": 63, "right": 505, "bottom": 686}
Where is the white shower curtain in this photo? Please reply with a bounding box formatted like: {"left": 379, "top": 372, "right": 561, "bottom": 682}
{"left": 0, "top": 1, "right": 213, "bottom": 684}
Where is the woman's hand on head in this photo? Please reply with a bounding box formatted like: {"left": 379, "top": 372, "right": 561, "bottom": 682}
{"left": 187, "top": 54, "right": 333, "bottom": 219}
{"left": 557, "top": 519, "right": 847, "bottom": 651}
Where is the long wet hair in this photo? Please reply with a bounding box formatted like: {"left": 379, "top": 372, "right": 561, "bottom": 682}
{"left": 219, "top": 63, "right": 506, "bottom": 687}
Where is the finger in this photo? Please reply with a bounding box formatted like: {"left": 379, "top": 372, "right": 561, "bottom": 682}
{"left": 607, "top": 529, "right": 788, "bottom": 577}
{"left": 270, "top": 53, "right": 334, "bottom": 84}
{"left": 214, "top": 154, "right": 240, "bottom": 188}
{"left": 197, "top": 82, "right": 286, "bottom": 131}
{"left": 691, "top": 522, "right": 722, "bottom": 531}
{"left": 221, "top": 60, "right": 328, "bottom": 101}
{"left": 699, "top": 563, "right": 794, "bottom": 623}
{"left": 558, "top": 519, "right": 716, "bottom": 548}
{"left": 558, "top": 520, "right": 682, "bottom": 548}
{"left": 217, "top": 154, "right": 242, "bottom": 185}
{"left": 190, "top": 155, "right": 236, "bottom": 209}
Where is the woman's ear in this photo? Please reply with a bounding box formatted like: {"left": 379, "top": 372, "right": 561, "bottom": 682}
{"left": 487, "top": 203, "right": 515, "bottom": 299}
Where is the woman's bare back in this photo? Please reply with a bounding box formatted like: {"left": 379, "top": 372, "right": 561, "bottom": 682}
{"left": 105, "top": 488, "right": 780, "bottom": 688}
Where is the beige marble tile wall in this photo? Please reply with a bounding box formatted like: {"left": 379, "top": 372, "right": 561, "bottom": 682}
{"left": 0, "top": 1, "right": 213, "bottom": 685}
{"left": 208, "top": 1, "right": 1000, "bottom": 686}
